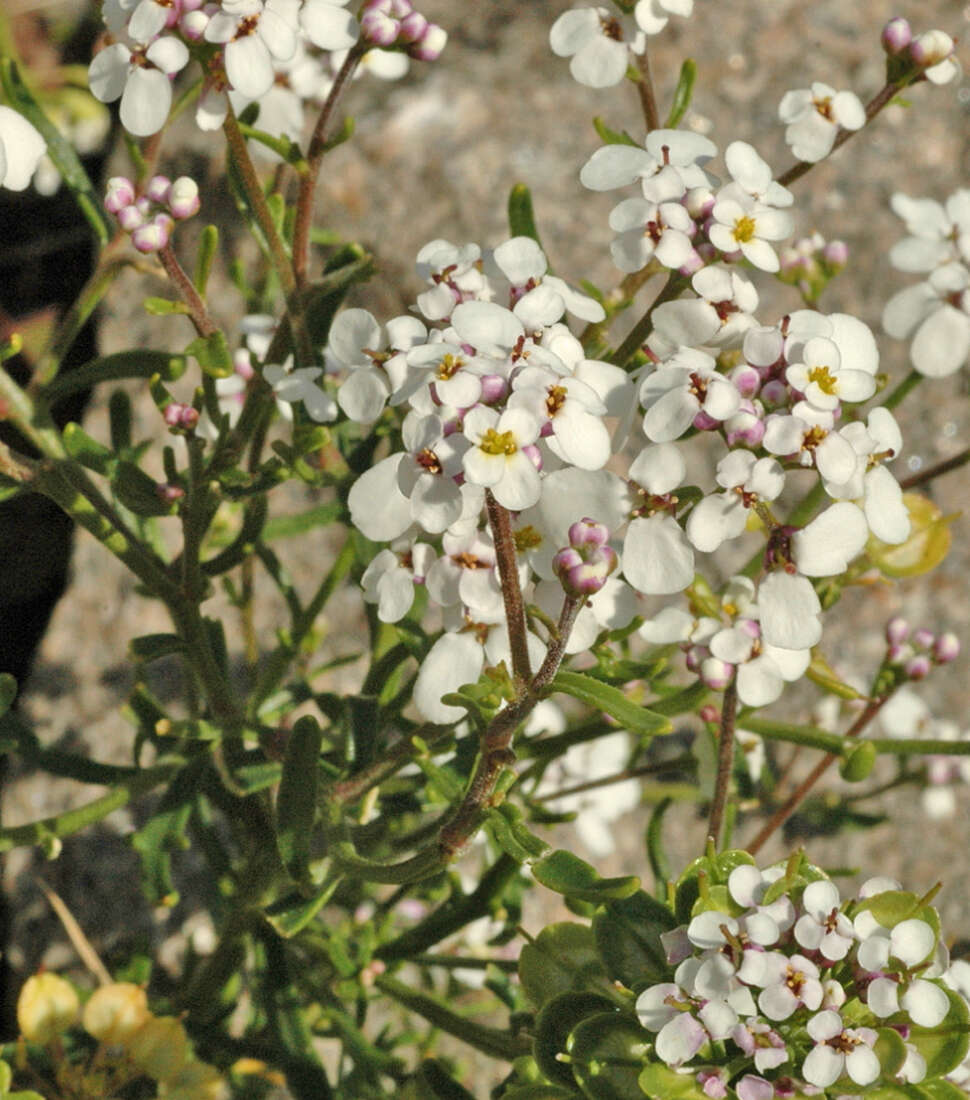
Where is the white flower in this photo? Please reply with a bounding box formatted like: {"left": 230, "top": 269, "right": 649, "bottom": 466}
{"left": 802, "top": 1010, "right": 880, "bottom": 1088}
{"left": 361, "top": 542, "right": 435, "bottom": 623}
{"left": 461, "top": 406, "right": 542, "bottom": 510}
{"left": 792, "top": 501, "right": 869, "bottom": 578}
{"left": 708, "top": 193, "right": 792, "bottom": 273}
{"left": 263, "top": 358, "right": 336, "bottom": 422}
{"left": 396, "top": 413, "right": 469, "bottom": 534}
{"left": 779, "top": 82, "right": 865, "bottom": 163}
{"left": 794, "top": 880, "right": 854, "bottom": 961}
{"left": 758, "top": 571, "right": 822, "bottom": 651}
{"left": 720, "top": 141, "right": 793, "bottom": 209}
{"left": 687, "top": 451, "right": 785, "bottom": 553}
{"left": 581, "top": 127, "right": 717, "bottom": 197}
{"left": 888, "top": 190, "right": 970, "bottom": 272}
{"left": 634, "top": 0, "right": 693, "bottom": 36}
{"left": 549, "top": 7, "right": 643, "bottom": 89}
{"left": 758, "top": 953, "right": 824, "bottom": 1020}
{"left": 491, "top": 236, "right": 605, "bottom": 325}
{"left": 785, "top": 335, "right": 877, "bottom": 412}
{"left": 639, "top": 349, "right": 741, "bottom": 442}
{"left": 508, "top": 366, "right": 610, "bottom": 470}
{"left": 0, "top": 107, "right": 46, "bottom": 191}
{"left": 88, "top": 37, "right": 189, "bottom": 137}
{"left": 205, "top": 0, "right": 300, "bottom": 99}
{"left": 883, "top": 261, "right": 970, "bottom": 378}
{"left": 608, "top": 186, "right": 695, "bottom": 273}
{"left": 650, "top": 264, "right": 759, "bottom": 356}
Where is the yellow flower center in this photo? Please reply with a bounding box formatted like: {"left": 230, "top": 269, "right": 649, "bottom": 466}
{"left": 807, "top": 365, "right": 837, "bottom": 395}
{"left": 733, "top": 215, "right": 757, "bottom": 244}
{"left": 479, "top": 428, "right": 518, "bottom": 456}
{"left": 545, "top": 384, "right": 568, "bottom": 417}
{"left": 436, "top": 353, "right": 464, "bottom": 380}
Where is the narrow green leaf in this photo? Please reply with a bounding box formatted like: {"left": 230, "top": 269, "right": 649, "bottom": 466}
{"left": 130, "top": 633, "right": 187, "bottom": 663}
{"left": 592, "top": 117, "right": 639, "bottom": 146}
{"left": 645, "top": 798, "right": 672, "bottom": 890}
{"left": 264, "top": 875, "right": 342, "bottom": 938}
{"left": 664, "top": 59, "right": 697, "bottom": 128}
{"left": 144, "top": 295, "right": 191, "bottom": 316}
{"left": 263, "top": 502, "right": 344, "bottom": 541}
{"left": 508, "top": 183, "right": 543, "bottom": 246}
{"left": 276, "top": 715, "right": 325, "bottom": 880}
{"left": 130, "top": 761, "right": 204, "bottom": 905}
{"left": 112, "top": 461, "right": 172, "bottom": 516}
{"left": 62, "top": 422, "right": 113, "bottom": 473}
{"left": 0, "top": 59, "right": 110, "bottom": 245}
{"left": 551, "top": 671, "right": 671, "bottom": 736}
{"left": 534, "top": 850, "right": 639, "bottom": 903}
{"left": 194, "top": 224, "right": 219, "bottom": 293}
{"left": 43, "top": 351, "right": 188, "bottom": 403}
{"left": 412, "top": 1059, "right": 478, "bottom": 1100}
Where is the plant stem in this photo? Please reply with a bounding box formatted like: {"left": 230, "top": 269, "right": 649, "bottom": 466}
{"left": 485, "top": 490, "right": 532, "bottom": 686}
{"left": 634, "top": 47, "right": 660, "bottom": 131}
{"left": 707, "top": 678, "right": 737, "bottom": 850}
{"left": 746, "top": 696, "right": 886, "bottom": 855}
{"left": 292, "top": 43, "right": 365, "bottom": 287}
{"left": 611, "top": 272, "right": 689, "bottom": 369}
{"left": 531, "top": 754, "right": 695, "bottom": 801}
{"left": 158, "top": 243, "right": 218, "bottom": 338}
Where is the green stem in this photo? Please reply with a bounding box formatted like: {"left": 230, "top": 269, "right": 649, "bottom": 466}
{"left": 707, "top": 678, "right": 737, "bottom": 850}
{"left": 881, "top": 368, "right": 921, "bottom": 412}
{"left": 611, "top": 273, "right": 689, "bottom": 369}
{"left": 486, "top": 490, "right": 531, "bottom": 686}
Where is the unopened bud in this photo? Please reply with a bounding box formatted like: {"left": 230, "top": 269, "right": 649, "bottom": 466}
{"left": 398, "top": 11, "right": 428, "bottom": 42}
{"left": 912, "top": 627, "right": 935, "bottom": 650}
{"left": 822, "top": 239, "right": 849, "bottom": 269}
{"left": 886, "top": 616, "right": 910, "bottom": 646}
{"left": 934, "top": 632, "right": 960, "bottom": 663}
{"left": 105, "top": 176, "right": 136, "bottom": 214}
{"left": 82, "top": 982, "right": 150, "bottom": 1044}
{"left": 904, "top": 654, "right": 931, "bottom": 681}
{"left": 361, "top": 8, "right": 401, "bottom": 46}
{"left": 168, "top": 176, "right": 200, "bottom": 220}
{"left": 882, "top": 17, "right": 912, "bottom": 54}
{"left": 163, "top": 403, "right": 199, "bottom": 431}
{"left": 117, "top": 203, "right": 147, "bottom": 232}
{"left": 145, "top": 174, "right": 172, "bottom": 204}
{"left": 157, "top": 483, "right": 186, "bottom": 504}
{"left": 910, "top": 29, "right": 954, "bottom": 68}
{"left": 181, "top": 8, "right": 209, "bottom": 38}
{"left": 17, "top": 973, "right": 79, "bottom": 1043}
{"left": 567, "top": 517, "right": 611, "bottom": 551}
{"left": 700, "top": 656, "right": 734, "bottom": 691}
{"left": 132, "top": 213, "right": 173, "bottom": 254}
{"left": 408, "top": 21, "right": 447, "bottom": 61}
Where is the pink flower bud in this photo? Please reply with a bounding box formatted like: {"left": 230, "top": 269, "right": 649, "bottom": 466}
{"left": 117, "top": 204, "right": 147, "bottom": 232}
{"left": 156, "top": 482, "right": 186, "bottom": 504}
{"left": 132, "top": 213, "right": 173, "bottom": 253}
{"left": 361, "top": 9, "right": 400, "bottom": 46}
{"left": 698, "top": 704, "right": 719, "bottom": 724}
{"left": 398, "top": 11, "right": 428, "bottom": 43}
{"left": 882, "top": 16, "right": 912, "bottom": 54}
{"left": 933, "top": 632, "right": 960, "bottom": 663}
{"left": 478, "top": 374, "right": 508, "bottom": 404}
{"left": 105, "top": 176, "right": 136, "bottom": 214}
{"left": 685, "top": 645, "right": 706, "bottom": 673}
{"left": 912, "top": 627, "right": 935, "bottom": 650}
{"left": 168, "top": 176, "right": 200, "bottom": 219}
{"left": 759, "top": 379, "right": 789, "bottom": 408}
{"left": 164, "top": 403, "right": 200, "bottom": 431}
{"left": 729, "top": 364, "right": 761, "bottom": 399}
{"left": 886, "top": 616, "right": 910, "bottom": 645}
{"left": 822, "top": 239, "right": 849, "bottom": 268}
{"left": 408, "top": 22, "right": 447, "bottom": 61}
{"left": 567, "top": 517, "right": 611, "bottom": 551}
{"left": 145, "top": 174, "right": 172, "bottom": 204}
{"left": 701, "top": 656, "right": 734, "bottom": 691}
{"left": 904, "top": 654, "right": 931, "bottom": 680}
{"left": 553, "top": 542, "right": 617, "bottom": 597}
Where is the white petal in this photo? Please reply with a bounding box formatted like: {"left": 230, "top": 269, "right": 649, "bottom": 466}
{"left": 413, "top": 633, "right": 484, "bottom": 724}
{"left": 759, "top": 572, "right": 821, "bottom": 650}
{"left": 793, "top": 502, "right": 868, "bottom": 577}
{"left": 348, "top": 454, "right": 411, "bottom": 541}
{"left": 120, "top": 67, "right": 173, "bottom": 137}
{"left": 622, "top": 515, "right": 695, "bottom": 595}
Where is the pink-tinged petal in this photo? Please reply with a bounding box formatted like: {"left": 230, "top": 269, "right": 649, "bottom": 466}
{"left": 656, "top": 1013, "right": 708, "bottom": 1065}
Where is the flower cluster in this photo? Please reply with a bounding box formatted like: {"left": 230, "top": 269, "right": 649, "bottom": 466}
{"left": 636, "top": 858, "right": 968, "bottom": 1097}
{"left": 105, "top": 173, "right": 200, "bottom": 252}
{"left": 882, "top": 187, "right": 970, "bottom": 378}
{"left": 88, "top": 0, "right": 446, "bottom": 138}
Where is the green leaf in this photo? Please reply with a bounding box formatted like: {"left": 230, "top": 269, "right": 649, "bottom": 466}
{"left": 130, "top": 633, "right": 188, "bottom": 663}
{"left": 501, "top": 1088, "right": 577, "bottom": 1100}
{"left": 144, "top": 295, "right": 191, "bottom": 316}
{"left": 839, "top": 740, "right": 877, "bottom": 782}
{"left": 593, "top": 891, "right": 676, "bottom": 988}
{"left": 519, "top": 923, "right": 610, "bottom": 1009}
{"left": 568, "top": 1012, "right": 649, "bottom": 1100}
{"left": 508, "top": 183, "right": 543, "bottom": 247}
{"left": 276, "top": 715, "right": 325, "bottom": 881}
{"left": 62, "top": 422, "right": 113, "bottom": 474}
{"left": 263, "top": 502, "right": 344, "bottom": 540}
{"left": 639, "top": 1062, "right": 709, "bottom": 1100}
{"left": 551, "top": 671, "right": 671, "bottom": 737}
{"left": 908, "top": 986, "right": 970, "bottom": 1078}
{"left": 487, "top": 803, "right": 550, "bottom": 863}
{"left": 917, "top": 1080, "right": 970, "bottom": 1100}
{"left": 592, "top": 117, "right": 639, "bottom": 146}
{"left": 43, "top": 351, "right": 188, "bottom": 403}
{"left": 0, "top": 60, "right": 110, "bottom": 245}
{"left": 0, "top": 675, "right": 17, "bottom": 719}
{"left": 186, "top": 331, "right": 234, "bottom": 379}
{"left": 856, "top": 890, "right": 941, "bottom": 940}
{"left": 645, "top": 799, "right": 672, "bottom": 890}
{"left": 264, "top": 874, "right": 342, "bottom": 937}
{"left": 875, "top": 1026, "right": 909, "bottom": 1078}
{"left": 535, "top": 992, "right": 617, "bottom": 1088}
{"left": 534, "top": 850, "right": 639, "bottom": 903}
{"left": 664, "top": 59, "right": 697, "bottom": 128}
{"left": 194, "top": 225, "right": 219, "bottom": 293}
{"left": 130, "top": 760, "right": 203, "bottom": 906}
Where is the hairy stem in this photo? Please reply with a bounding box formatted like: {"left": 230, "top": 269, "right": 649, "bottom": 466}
{"left": 707, "top": 678, "right": 737, "bottom": 850}
{"left": 486, "top": 490, "right": 532, "bottom": 686}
